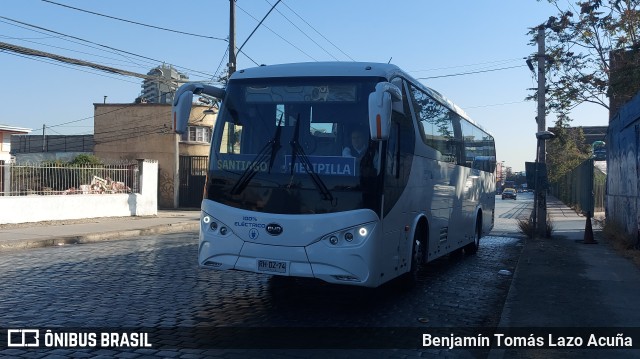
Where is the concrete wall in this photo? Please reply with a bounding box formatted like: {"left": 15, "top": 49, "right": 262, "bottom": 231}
{"left": 1, "top": 131, "right": 17, "bottom": 163}
{"left": 606, "top": 91, "right": 640, "bottom": 237}
{"left": 93, "top": 103, "right": 214, "bottom": 208}
{"left": 0, "top": 160, "right": 158, "bottom": 225}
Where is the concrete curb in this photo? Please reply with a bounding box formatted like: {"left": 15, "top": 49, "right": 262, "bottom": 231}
{"left": 0, "top": 222, "right": 199, "bottom": 252}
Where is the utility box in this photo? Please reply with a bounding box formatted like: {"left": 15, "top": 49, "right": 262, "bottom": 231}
{"left": 525, "top": 162, "right": 547, "bottom": 190}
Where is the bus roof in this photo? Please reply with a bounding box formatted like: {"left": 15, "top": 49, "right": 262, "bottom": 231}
{"left": 231, "top": 62, "right": 486, "bottom": 135}
{"left": 232, "top": 61, "right": 402, "bottom": 80}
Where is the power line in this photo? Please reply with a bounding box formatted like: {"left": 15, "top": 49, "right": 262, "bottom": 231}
{"left": 93, "top": 125, "right": 168, "bottom": 143}
{"left": 0, "top": 34, "right": 166, "bottom": 74}
{"left": 235, "top": 3, "right": 317, "bottom": 61}
{"left": 1, "top": 14, "right": 252, "bottom": 80}
{"left": 465, "top": 100, "right": 527, "bottom": 109}
{"left": 93, "top": 126, "right": 171, "bottom": 146}
{"left": 0, "top": 41, "right": 160, "bottom": 80}
{"left": 237, "top": 0, "right": 283, "bottom": 55}
{"left": 416, "top": 65, "right": 527, "bottom": 80}
{"left": 46, "top": 103, "right": 166, "bottom": 130}
{"left": 265, "top": 0, "right": 338, "bottom": 61}
{"left": 279, "top": 0, "right": 354, "bottom": 61}
{"left": 409, "top": 58, "right": 525, "bottom": 73}
{"left": 211, "top": 47, "right": 229, "bottom": 82}
{"left": 0, "top": 49, "right": 140, "bottom": 85}
{"left": 42, "top": 83, "right": 211, "bottom": 133}
{"left": 41, "top": 0, "right": 227, "bottom": 41}
{"left": 0, "top": 16, "right": 215, "bottom": 79}
{"left": 0, "top": 17, "right": 148, "bottom": 69}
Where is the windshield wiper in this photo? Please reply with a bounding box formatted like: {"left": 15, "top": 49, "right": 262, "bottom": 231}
{"left": 288, "top": 113, "right": 334, "bottom": 203}
{"left": 230, "top": 115, "right": 283, "bottom": 195}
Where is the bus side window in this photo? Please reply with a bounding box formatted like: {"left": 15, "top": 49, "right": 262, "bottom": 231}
{"left": 409, "top": 84, "right": 456, "bottom": 163}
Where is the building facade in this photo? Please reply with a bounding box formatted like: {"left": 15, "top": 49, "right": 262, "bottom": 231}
{"left": 1, "top": 124, "right": 31, "bottom": 194}
{"left": 1, "top": 124, "right": 31, "bottom": 163}
{"left": 93, "top": 103, "right": 215, "bottom": 208}
{"left": 140, "top": 64, "right": 189, "bottom": 104}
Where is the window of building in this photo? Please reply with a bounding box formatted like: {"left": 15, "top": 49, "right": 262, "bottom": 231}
{"left": 181, "top": 126, "right": 212, "bottom": 143}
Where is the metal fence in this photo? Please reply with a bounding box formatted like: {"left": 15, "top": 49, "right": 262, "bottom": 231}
{"left": 10, "top": 134, "right": 94, "bottom": 153}
{"left": 549, "top": 158, "right": 606, "bottom": 215}
{"left": 0, "top": 162, "right": 139, "bottom": 196}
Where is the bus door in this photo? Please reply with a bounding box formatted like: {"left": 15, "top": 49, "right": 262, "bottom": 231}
{"left": 382, "top": 107, "right": 415, "bottom": 274}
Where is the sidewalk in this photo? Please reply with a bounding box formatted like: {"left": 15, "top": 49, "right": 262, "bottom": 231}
{"left": 0, "top": 210, "right": 200, "bottom": 251}
{"left": 492, "top": 196, "right": 640, "bottom": 358}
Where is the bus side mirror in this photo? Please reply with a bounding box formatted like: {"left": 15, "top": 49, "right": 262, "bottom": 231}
{"left": 172, "top": 89, "right": 194, "bottom": 135}
{"left": 172, "top": 83, "right": 226, "bottom": 135}
{"left": 368, "top": 82, "right": 402, "bottom": 141}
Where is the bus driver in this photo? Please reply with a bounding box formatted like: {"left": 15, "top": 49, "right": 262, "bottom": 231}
{"left": 342, "top": 129, "right": 367, "bottom": 158}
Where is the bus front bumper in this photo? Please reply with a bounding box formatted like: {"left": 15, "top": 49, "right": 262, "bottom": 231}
{"left": 199, "top": 230, "right": 379, "bottom": 287}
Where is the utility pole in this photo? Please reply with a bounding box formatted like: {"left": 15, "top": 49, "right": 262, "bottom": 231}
{"left": 42, "top": 124, "right": 46, "bottom": 152}
{"left": 228, "top": 0, "right": 236, "bottom": 77}
{"left": 535, "top": 26, "right": 548, "bottom": 237}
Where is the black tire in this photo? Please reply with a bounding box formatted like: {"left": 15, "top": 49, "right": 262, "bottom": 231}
{"left": 398, "top": 225, "right": 426, "bottom": 289}
{"left": 464, "top": 217, "right": 481, "bottom": 255}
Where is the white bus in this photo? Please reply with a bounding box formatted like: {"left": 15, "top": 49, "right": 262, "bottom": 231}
{"left": 173, "top": 62, "right": 496, "bottom": 288}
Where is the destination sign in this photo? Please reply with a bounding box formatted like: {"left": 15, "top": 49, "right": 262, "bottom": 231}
{"left": 215, "top": 155, "right": 356, "bottom": 176}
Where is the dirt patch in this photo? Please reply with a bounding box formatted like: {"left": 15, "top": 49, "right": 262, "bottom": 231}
{"left": 595, "top": 218, "right": 640, "bottom": 268}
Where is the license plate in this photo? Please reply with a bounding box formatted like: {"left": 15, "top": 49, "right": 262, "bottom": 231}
{"left": 257, "top": 259, "right": 288, "bottom": 274}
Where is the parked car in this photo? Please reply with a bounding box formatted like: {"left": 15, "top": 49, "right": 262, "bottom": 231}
{"left": 502, "top": 188, "right": 517, "bottom": 200}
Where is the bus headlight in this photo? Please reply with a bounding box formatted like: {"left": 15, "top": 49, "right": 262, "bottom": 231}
{"left": 201, "top": 212, "right": 231, "bottom": 237}
{"left": 323, "top": 222, "right": 375, "bottom": 247}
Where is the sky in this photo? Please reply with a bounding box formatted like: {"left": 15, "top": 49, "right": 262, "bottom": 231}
{"left": 0, "top": 0, "right": 610, "bottom": 172}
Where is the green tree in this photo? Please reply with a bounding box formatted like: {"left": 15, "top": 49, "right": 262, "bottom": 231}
{"left": 529, "top": 0, "right": 640, "bottom": 122}
{"left": 69, "top": 154, "right": 103, "bottom": 166}
{"left": 546, "top": 125, "right": 591, "bottom": 183}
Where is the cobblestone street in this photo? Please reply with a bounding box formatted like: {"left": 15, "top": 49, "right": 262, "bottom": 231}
{"left": 0, "top": 196, "right": 527, "bottom": 358}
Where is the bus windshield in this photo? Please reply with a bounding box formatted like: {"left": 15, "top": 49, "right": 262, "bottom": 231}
{"left": 206, "top": 77, "right": 383, "bottom": 215}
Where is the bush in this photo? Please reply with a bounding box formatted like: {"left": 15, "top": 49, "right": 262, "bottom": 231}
{"left": 517, "top": 218, "right": 535, "bottom": 238}
{"left": 517, "top": 216, "right": 554, "bottom": 238}
{"left": 70, "top": 154, "right": 103, "bottom": 166}
{"left": 601, "top": 219, "right": 638, "bottom": 250}
{"left": 600, "top": 218, "right": 640, "bottom": 267}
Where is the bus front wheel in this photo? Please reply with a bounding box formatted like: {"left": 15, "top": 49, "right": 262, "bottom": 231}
{"left": 464, "top": 217, "right": 482, "bottom": 255}
{"left": 399, "top": 224, "right": 427, "bottom": 289}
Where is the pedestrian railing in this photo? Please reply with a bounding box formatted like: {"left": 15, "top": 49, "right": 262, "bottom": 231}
{"left": 0, "top": 161, "right": 139, "bottom": 196}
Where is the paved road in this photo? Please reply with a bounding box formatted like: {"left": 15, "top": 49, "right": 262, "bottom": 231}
{"left": 0, "top": 200, "right": 526, "bottom": 358}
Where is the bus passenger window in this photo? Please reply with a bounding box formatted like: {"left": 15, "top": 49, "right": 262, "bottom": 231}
{"left": 409, "top": 84, "right": 456, "bottom": 162}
